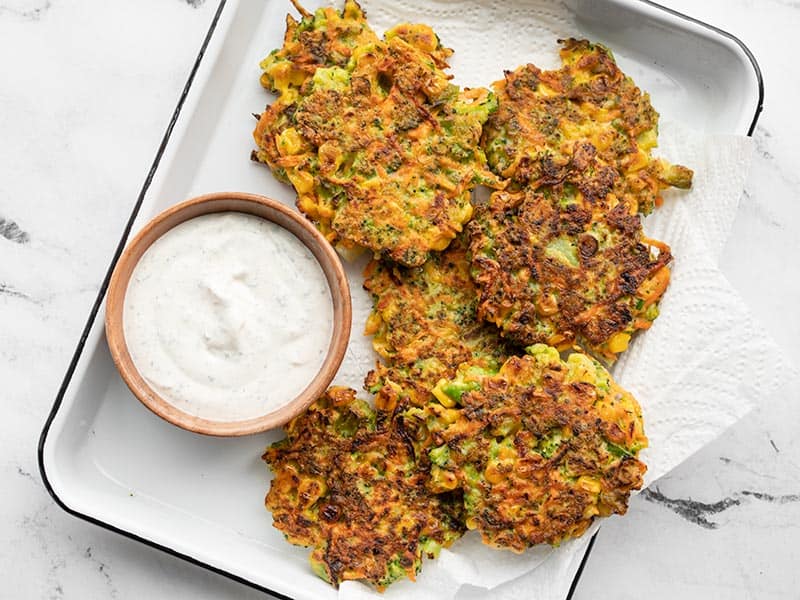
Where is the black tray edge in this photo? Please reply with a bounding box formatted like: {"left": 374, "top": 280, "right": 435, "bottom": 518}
{"left": 642, "top": 0, "right": 764, "bottom": 136}
{"left": 37, "top": 1, "right": 764, "bottom": 599}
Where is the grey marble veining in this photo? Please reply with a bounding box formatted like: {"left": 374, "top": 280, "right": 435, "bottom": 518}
{"left": 640, "top": 487, "right": 800, "bottom": 530}
{"left": 1, "top": 0, "right": 798, "bottom": 599}
{"left": 0, "top": 1, "right": 52, "bottom": 21}
{"left": 0, "top": 216, "right": 30, "bottom": 244}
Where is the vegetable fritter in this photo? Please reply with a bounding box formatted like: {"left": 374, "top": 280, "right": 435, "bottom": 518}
{"left": 258, "top": 0, "right": 379, "bottom": 98}
{"left": 413, "top": 345, "right": 647, "bottom": 552}
{"left": 363, "top": 233, "right": 511, "bottom": 409}
{"left": 482, "top": 38, "right": 692, "bottom": 215}
{"left": 468, "top": 187, "right": 671, "bottom": 362}
{"left": 263, "top": 387, "right": 465, "bottom": 589}
{"left": 253, "top": 2, "right": 500, "bottom": 266}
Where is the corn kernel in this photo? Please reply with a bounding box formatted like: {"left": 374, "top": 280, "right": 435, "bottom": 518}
{"left": 297, "top": 478, "right": 327, "bottom": 508}
{"left": 458, "top": 202, "right": 473, "bottom": 224}
{"left": 485, "top": 462, "right": 507, "bottom": 484}
{"left": 497, "top": 446, "right": 516, "bottom": 461}
{"left": 583, "top": 504, "right": 600, "bottom": 519}
{"left": 296, "top": 194, "right": 318, "bottom": 217}
{"left": 430, "top": 466, "right": 459, "bottom": 491}
{"left": 287, "top": 170, "right": 314, "bottom": 194}
{"left": 607, "top": 332, "right": 631, "bottom": 354}
{"left": 432, "top": 379, "right": 458, "bottom": 408}
{"left": 364, "top": 312, "right": 383, "bottom": 336}
{"left": 577, "top": 476, "right": 602, "bottom": 495}
{"left": 429, "top": 232, "right": 452, "bottom": 252}
{"left": 536, "top": 293, "right": 559, "bottom": 316}
{"left": 627, "top": 149, "right": 649, "bottom": 172}
{"left": 277, "top": 128, "right": 303, "bottom": 156}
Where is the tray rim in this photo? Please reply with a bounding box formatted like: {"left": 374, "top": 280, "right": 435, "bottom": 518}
{"left": 36, "top": 1, "right": 764, "bottom": 598}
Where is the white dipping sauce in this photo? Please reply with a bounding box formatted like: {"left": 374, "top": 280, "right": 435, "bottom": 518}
{"left": 123, "top": 212, "right": 333, "bottom": 422}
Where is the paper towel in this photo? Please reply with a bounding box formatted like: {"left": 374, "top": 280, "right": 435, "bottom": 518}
{"left": 313, "top": 1, "right": 781, "bottom": 597}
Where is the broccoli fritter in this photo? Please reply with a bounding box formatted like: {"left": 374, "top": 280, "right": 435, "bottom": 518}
{"left": 258, "top": 0, "right": 379, "bottom": 98}
{"left": 482, "top": 38, "right": 692, "bottom": 215}
{"left": 263, "top": 387, "right": 465, "bottom": 589}
{"left": 412, "top": 345, "right": 647, "bottom": 552}
{"left": 363, "top": 233, "right": 508, "bottom": 368}
{"left": 254, "top": 5, "right": 500, "bottom": 266}
{"left": 363, "top": 233, "right": 512, "bottom": 408}
{"left": 468, "top": 187, "right": 671, "bottom": 362}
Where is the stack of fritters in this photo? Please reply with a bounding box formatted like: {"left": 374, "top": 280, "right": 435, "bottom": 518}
{"left": 471, "top": 39, "right": 692, "bottom": 362}
{"left": 259, "top": 5, "right": 691, "bottom": 591}
{"left": 264, "top": 387, "right": 465, "bottom": 589}
{"left": 253, "top": 0, "right": 499, "bottom": 266}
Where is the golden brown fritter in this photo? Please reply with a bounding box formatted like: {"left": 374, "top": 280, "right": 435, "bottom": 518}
{"left": 482, "top": 38, "right": 692, "bottom": 215}
{"left": 411, "top": 345, "right": 647, "bottom": 552}
{"left": 363, "top": 233, "right": 512, "bottom": 408}
{"left": 253, "top": 6, "right": 500, "bottom": 266}
{"left": 258, "top": 0, "right": 379, "bottom": 97}
{"left": 363, "top": 233, "right": 508, "bottom": 368}
{"left": 263, "top": 387, "right": 465, "bottom": 589}
{"left": 468, "top": 186, "right": 671, "bottom": 362}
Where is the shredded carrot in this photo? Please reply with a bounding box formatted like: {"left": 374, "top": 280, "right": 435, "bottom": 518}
{"left": 638, "top": 267, "right": 670, "bottom": 308}
{"left": 641, "top": 235, "right": 671, "bottom": 253}
{"left": 289, "top": 0, "right": 311, "bottom": 18}
{"left": 574, "top": 304, "right": 601, "bottom": 324}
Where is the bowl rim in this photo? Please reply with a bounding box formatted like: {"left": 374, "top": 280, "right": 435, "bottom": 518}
{"left": 104, "top": 191, "right": 352, "bottom": 436}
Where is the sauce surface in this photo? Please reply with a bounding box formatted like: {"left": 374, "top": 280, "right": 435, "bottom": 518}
{"left": 123, "top": 212, "right": 333, "bottom": 422}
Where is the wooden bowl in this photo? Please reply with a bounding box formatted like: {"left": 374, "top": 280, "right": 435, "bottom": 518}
{"left": 105, "top": 192, "right": 351, "bottom": 436}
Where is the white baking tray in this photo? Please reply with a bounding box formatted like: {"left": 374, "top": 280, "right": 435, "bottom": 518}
{"left": 38, "top": 1, "right": 762, "bottom": 598}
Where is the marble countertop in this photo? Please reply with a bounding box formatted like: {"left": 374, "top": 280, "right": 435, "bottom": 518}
{"left": 1, "top": 0, "right": 798, "bottom": 598}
